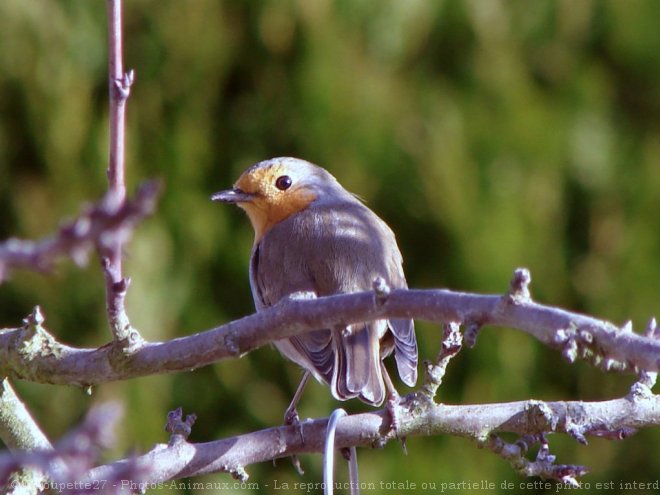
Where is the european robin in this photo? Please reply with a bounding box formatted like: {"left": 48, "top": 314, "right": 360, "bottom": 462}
{"left": 212, "top": 157, "right": 417, "bottom": 413}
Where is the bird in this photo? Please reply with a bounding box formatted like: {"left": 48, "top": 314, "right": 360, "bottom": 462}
{"left": 212, "top": 157, "right": 417, "bottom": 417}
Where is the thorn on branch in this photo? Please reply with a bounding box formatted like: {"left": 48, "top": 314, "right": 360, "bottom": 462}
{"left": 112, "top": 276, "right": 131, "bottom": 294}
{"left": 504, "top": 267, "right": 532, "bottom": 305}
{"left": 645, "top": 317, "right": 658, "bottom": 338}
{"left": 558, "top": 332, "right": 578, "bottom": 364}
{"left": 372, "top": 277, "right": 391, "bottom": 306}
{"left": 113, "top": 69, "right": 135, "bottom": 100}
{"left": 23, "top": 306, "right": 45, "bottom": 328}
{"left": 564, "top": 417, "right": 588, "bottom": 445}
{"left": 606, "top": 357, "right": 630, "bottom": 373}
{"left": 102, "top": 256, "right": 144, "bottom": 349}
{"left": 635, "top": 318, "right": 659, "bottom": 389}
{"left": 165, "top": 408, "right": 197, "bottom": 445}
{"left": 100, "top": 255, "right": 111, "bottom": 272}
{"left": 16, "top": 307, "right": 63, "bottom": 362}
{"left": 555, "top": 323, "right": 611, "bottom": 368}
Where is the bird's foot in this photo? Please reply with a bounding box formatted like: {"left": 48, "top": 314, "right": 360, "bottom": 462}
{"left": 386, "top": 389, "right": 402, "bottom": 434}
{"left": 284, "top": 404, "right": 305, "bottom": 442}
{"left": 283, "top": 405, "right": 306, "bottom": 475}
{"left": 385, "top": 390, "right": 409, "bottom": 453}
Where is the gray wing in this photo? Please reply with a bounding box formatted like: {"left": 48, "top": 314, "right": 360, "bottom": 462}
{"left": 251, "top": 199, "right": 417, "bottom": 402}
{"left": 312, "top": 201, "right": 417, "bottom": 390}
{"left": 250, "top": 238, "right": 336, "bottom": 387}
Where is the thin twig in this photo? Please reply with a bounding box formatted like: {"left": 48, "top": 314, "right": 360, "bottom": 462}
{"left": 103, "top": 0, "right": 137, "bottom": 345}
{"left": 0, "top": 181, "right": 160, "bottom": 284}
{"left": 421, "top": 321, "right": 463, "bottom": 401}
{"left": 485, "top": 433, "right": 589, "bottom": 486}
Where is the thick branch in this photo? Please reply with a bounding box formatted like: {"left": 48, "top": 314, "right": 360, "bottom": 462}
{"left": 1, "top": 284, "right": 658, "bottom": 387}
{"left": 85, "top": 393, "right": 660, "bottom": 484}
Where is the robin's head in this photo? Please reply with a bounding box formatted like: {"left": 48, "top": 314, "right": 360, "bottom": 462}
{"left": 212, "top": 157, "right": 346, "bottom": 242}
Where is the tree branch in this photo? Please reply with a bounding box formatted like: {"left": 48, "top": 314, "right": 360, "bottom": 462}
{"left": 0, "top": 181, "right": 161, "bottom": 285}
{"left": 0, "top": 379, "right": 52, "bottom": 454}
{"left": 0, "top": 403, "right": 143, "bottom": 494}
{"left": 0, "top": 380, "right": 52, "bottom": 494}
{"left": 103, "top": 0, "right": 137, "bottom": 346}
{"left": 1, "top": 271, "right": 658, "bottom": 387}
{"left": 2, "top": 0, "right": 655, "bottom": 489}
{"left": 83, "top": 392, "right": 659, "bottom": 486}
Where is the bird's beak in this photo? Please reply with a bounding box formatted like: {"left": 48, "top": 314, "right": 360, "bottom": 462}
{"left": 211, "top": 188, "right": 254, "bottom": 204}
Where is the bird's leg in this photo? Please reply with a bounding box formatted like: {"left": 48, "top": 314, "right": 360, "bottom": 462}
{"left": 381, "top": 362, "right": 405, "bottom": 446}
{"left": 281, "top": 290, "right": 316, "bottom": 429}
{"left": 284, "top": 371, "right": 310, "bottom": 476}
{"left": 281, "top": 292, "right": 314, "bottom": 430}
{"left": 284, "top": 371, "right": 310, "bottom": 429}
{"left": 282, "top": 292, "right": 316, "bottom": 475}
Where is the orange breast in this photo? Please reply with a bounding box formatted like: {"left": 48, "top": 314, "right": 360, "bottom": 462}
{"left": 239, "top": 188, "right": 316, "bottom": 244}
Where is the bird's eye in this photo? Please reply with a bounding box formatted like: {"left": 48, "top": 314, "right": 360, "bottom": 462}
{"left": 275, "top": 175, "right": 292, "bottom": 191}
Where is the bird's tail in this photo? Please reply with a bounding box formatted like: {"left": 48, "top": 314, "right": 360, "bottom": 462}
{"left": 333, "top": 321, "right": 386, "bottom": 406}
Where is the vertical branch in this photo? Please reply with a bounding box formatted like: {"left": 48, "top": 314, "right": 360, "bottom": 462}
{"left": 103, "top": 0, "right": 140, "bottom": 347}
{"left": 107, "top": 0, "right": 127, "bottom": 207}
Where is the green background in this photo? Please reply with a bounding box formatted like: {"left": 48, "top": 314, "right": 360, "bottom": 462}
{"left": 1, "top": 0, "right": 658, "bottom": 493}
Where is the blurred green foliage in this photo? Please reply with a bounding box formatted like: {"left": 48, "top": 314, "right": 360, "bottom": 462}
{"left": 1, "top": 0, "right": 659, "bottom": 493}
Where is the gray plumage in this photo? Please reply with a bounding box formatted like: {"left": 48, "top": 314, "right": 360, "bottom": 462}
{"left": 245, "top": 158, "right": 417, "bottom": 405}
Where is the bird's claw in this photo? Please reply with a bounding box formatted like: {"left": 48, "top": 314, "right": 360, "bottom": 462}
{"left": 340, "top": 447, "right": 353, "bottom": 461}
{"left": 284, "top": 406, "right": 305, "bottom": 443}
{"left": 290, "top": 454, "right": 305, "bottom": 476}
{"left": 284, "top": 405, "right": 306, "bottom": 475}
{"left": 385, "top": 394, "right": 400, "bottom": 434}
{"left": 386, "top": 390, "right": 402, "bottom": 435}
{"left": 385, "top": 391, "right": 410, "bottom": 453}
